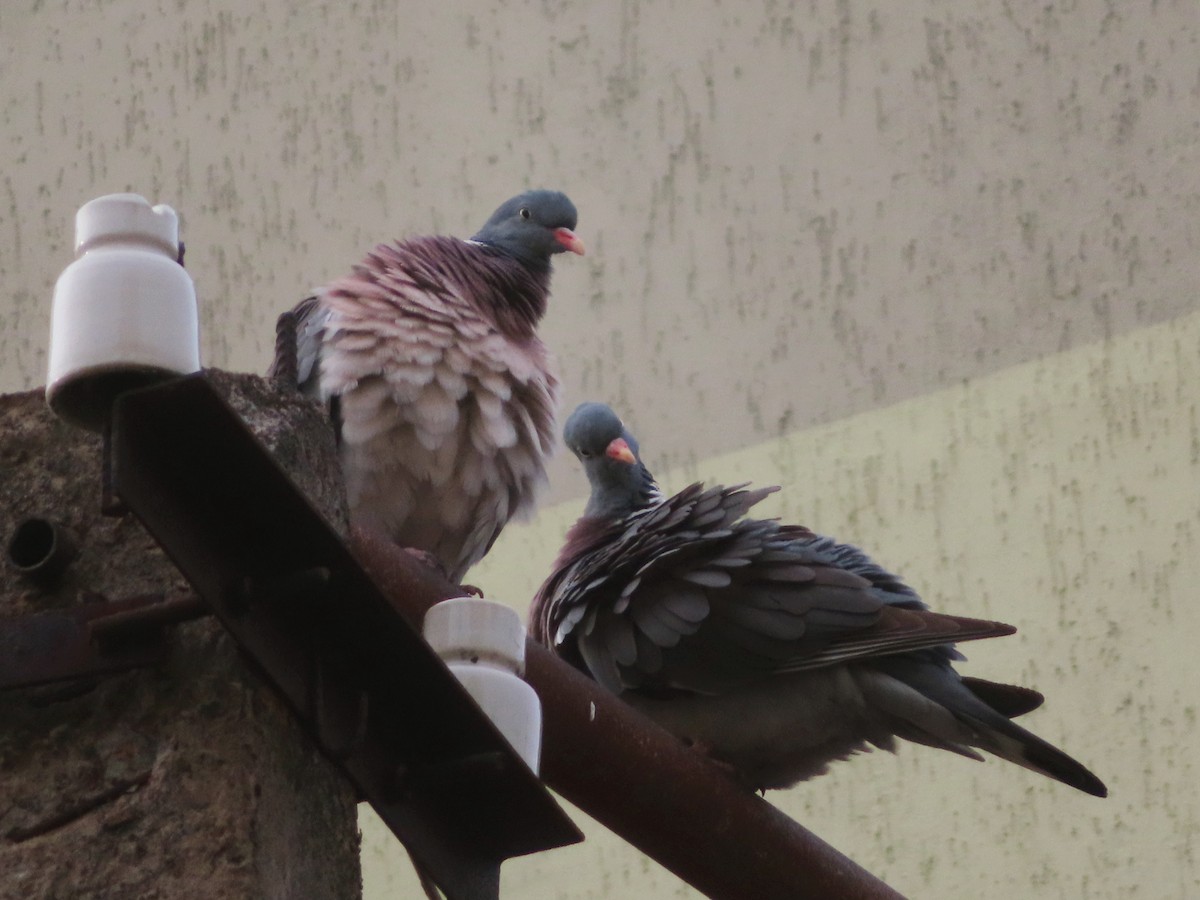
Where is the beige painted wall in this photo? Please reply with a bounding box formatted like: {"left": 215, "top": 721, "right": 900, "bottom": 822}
{"left": 4, "top": 0, "right": 1198, "bottom": 896}
{"left": 4, "top": 1, "right": 1197, "bottom": 492}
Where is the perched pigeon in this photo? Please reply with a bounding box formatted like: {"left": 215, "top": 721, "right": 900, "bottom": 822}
{"left": 530, "top": 402, "right": 1107, "bottom": 797}
{"left": 274, "top": 190, "right": 583, "bottom": 582}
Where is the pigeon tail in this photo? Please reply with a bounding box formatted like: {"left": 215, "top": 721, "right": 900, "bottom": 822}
{"left": 959, "top": 676, "right": 1045, "bottom": 719}
{"left": 955, "top": 705, "right": 1108, "bottom": 798}
{"left": 872, "top": 657, "right": 1107, "bottom": 798}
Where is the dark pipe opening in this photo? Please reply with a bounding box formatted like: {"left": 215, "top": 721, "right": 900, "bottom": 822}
{"left": 7, "top": 518, "right": 77, "bottom": 582}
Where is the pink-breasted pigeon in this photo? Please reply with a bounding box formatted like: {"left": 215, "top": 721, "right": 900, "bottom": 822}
{"left": 275, "top": 190, "right": 583, "bottom": 582}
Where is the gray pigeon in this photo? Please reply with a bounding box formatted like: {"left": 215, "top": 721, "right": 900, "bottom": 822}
{"left": 530, "top": 402, "right": 1107, "bottom": 797}
{"left": 274, "top": 190, "right": 583, "bottom": 582}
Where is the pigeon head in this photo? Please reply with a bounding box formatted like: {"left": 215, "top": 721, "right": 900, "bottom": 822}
{"left": 472, "top": 190, "right": 584, "bottom": 269}
{"left": 564, "top": 402, "right": 661, "bottom": 518}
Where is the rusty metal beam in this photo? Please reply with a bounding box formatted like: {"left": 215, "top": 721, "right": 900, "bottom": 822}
{"left": 106, "top": 374, "right": 581, "bottom": 900}
{"left": 93, "top": 370, "right": 901, "bottom": 898}
{"left": 352, "top": 527, "right": 905, "bottom": 900}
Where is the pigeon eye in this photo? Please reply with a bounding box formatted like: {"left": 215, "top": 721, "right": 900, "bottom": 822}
{"left": 578, "top": 449, "right": 593, "bottom": 459}
{"left": 519, "top": 207, "right": 531, "bottom": 220}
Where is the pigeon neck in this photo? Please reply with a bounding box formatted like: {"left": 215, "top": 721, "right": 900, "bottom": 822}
{"left": 584, "top": 463, "right": 662, "bottom": 520}
{"left": 480, "top": 239, "right": 554, "bottom": 274}
{"left": 470, "top": 243, "right": 552, "bottom": 337}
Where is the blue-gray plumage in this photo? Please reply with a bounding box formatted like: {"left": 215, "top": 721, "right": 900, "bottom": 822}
{"left": 530, "top": 402, "right": 1107, "bottom": 797}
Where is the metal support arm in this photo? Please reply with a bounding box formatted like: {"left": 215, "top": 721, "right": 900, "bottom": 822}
{"left": 353, "top": 528, "right": 905, "bottom": 900}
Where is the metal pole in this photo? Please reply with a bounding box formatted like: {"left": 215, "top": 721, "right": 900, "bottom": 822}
{"left": 351, "top": 527, "right": 905, "bottom": 900}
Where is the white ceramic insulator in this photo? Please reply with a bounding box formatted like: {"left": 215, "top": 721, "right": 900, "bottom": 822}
{"left": 46, "top": 193, "right": 200, "bottom": 430}
{"left": 424, "top": 597, "right": 543, "bottom": 773}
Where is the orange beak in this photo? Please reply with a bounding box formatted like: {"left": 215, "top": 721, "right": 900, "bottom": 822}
{"left": 554, "top": 227, "right": 585, "bottom": 256}
{"left": 605, "top": 437, "right": 636, "bottom": 465}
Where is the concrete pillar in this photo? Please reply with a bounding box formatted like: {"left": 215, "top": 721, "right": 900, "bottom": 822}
{"left": 0, "top": 372, "right": 361, "bottom": 900}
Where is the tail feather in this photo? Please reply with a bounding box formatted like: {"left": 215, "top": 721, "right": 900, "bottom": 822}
{"left": 960, "top": 676, "right": 1045, "bottom": 718}
{"left": 870, "top": 657, "right": 1108, "bottom": 798}
{"left": 960, "top": 711, "right": 1108, "bottom": 798}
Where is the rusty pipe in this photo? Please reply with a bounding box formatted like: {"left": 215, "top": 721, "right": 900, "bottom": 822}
{"left": 350, "top": 527, "right": 904, "bottom": 900}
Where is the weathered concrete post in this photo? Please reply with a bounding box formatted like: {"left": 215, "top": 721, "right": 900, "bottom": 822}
{"left": 0, "top": 372, "right": 361, "bottom": 900}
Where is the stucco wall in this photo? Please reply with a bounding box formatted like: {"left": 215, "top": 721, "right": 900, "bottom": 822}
{"left": 4, "top": 0, "right": 1198, "bottom": 896}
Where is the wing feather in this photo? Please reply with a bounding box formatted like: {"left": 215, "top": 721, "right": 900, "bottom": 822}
{"left": 532, "top": 480, "right": 1014, "bottom": 697}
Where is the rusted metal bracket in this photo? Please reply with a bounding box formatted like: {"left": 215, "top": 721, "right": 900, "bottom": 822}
{"left": 0, "top": 592, "right": 207, "bottom": 691}
{"left": 107, "top": 374, "right": 581, "bottom": 900}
